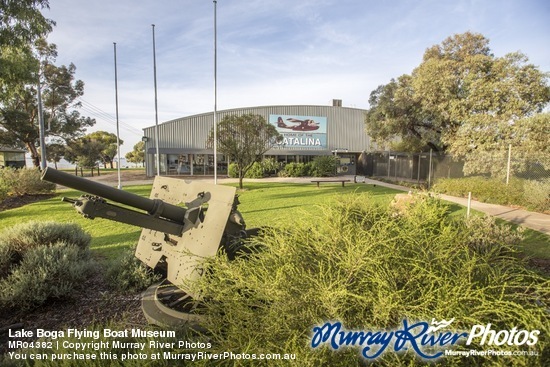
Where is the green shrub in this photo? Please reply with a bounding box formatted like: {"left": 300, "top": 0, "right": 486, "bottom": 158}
{"left": 523, "top": 178, "right": 550, "bottom": 212}
{"left": 0, "top": 167, "right": 16, "bottom": 201}
{"left": 245, "top": 161, "right": 264, "bottom": 178}
{"left": 0, "top": 167, "right": 55, "bottom": 198}
{"left": 190, "top": 195, "right": 548, "bottom": 366}
{"left": 433, "top": 176, "right": 524, "bottom": 206}
{"left": 0, "top": 243, "right": 94, "bottom": 309}
{"left": 0, "top": 221, "right": 94, "bottom": 310}
{"left": 283, "top": 162, "right": 309, "bottom": 177}
{"left": 228, "top": 162, "right": 238, "bottom": 178}
{"left": 107, "top": 247, "right": 161, "bottom": 292}
{"left": 310, "top": 155, "right": 338, "bottom": 177}
{"left": 261, "top": 157, "right": 280, "bottom": 176}
{"left": 228, "top": 162, "right": 265, "bottom": 179}
{"left": 0, "top": 221, "right": 91, "bottom": 277}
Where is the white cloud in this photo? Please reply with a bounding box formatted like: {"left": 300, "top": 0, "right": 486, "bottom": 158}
{"left": 39, "top": 0, "right": 550, "bottom": 155}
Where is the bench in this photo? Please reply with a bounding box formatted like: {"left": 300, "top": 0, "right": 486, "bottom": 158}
{"left": 311, "top": 179, "right": 351, "bottom": 188}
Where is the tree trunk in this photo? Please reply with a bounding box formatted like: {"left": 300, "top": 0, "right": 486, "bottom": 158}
{"left": 26, "top": 143, "right": 40, "bottom": 167}
{"left": 239, "top": 168, "right": 244, "bottom": 189}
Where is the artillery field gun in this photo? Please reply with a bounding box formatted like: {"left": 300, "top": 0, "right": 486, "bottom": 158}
{"left": 41, "top": 168, "right": 254, "bottom": 326}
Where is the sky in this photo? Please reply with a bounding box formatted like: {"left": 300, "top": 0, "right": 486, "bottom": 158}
{"left": 42, "top": 0, "right": 550, "bottom": 156}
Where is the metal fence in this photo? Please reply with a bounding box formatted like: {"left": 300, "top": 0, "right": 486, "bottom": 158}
{"left": 362, "top": 150, "right": 550, "bottom": 186}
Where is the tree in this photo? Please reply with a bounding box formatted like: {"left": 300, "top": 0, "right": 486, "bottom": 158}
{"left": 87, "top": 131, "right": 123, "bottom": 169}
{"left": 45, "top": 141, "right": 64, "bottom": 169}
{"left": 365, "top": 32, "right": 550, "bottom": 174}
{"left": 0, "top": 39, "right": 95, "bottom": 166}
{"left": 0, "top": 0, "right": 54, "bottom": 48}
{"left": 125, "top": 141, "right": 145, "bottom": 167}
{"left": 1, "top": 1, "right": 54, "bottom": 90}
{"left": 64, "top": 136, "right": 103, "bottom": 174}
{"left": 207, "top": 114, "right": 281, "bottom": 189}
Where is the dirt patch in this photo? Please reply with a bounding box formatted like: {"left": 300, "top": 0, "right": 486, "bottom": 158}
{"left": 0, "top": 194, "right": 55, "bottom": 212}
{"left": 528, "top": 258, "right": 550, "bottom": 277}
{"left": 0, "top": 265, "right": 147, "bottom": 354}
{"left": 87, "top": 170, "right": 150, "bottom": 184}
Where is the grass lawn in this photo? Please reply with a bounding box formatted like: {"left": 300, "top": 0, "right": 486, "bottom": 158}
{"left": 0, "top": 181, "right": 547, "bottom": 262}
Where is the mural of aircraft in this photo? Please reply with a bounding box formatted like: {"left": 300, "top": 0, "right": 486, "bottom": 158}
{"left": 276, "top": 116, "right": 320, "bottom": 131}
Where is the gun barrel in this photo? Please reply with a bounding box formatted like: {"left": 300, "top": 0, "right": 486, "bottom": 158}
{"left": 41, "top": 167, "right": 186, "bottom": 223}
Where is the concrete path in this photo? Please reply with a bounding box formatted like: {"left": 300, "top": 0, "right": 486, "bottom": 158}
{"left": 91, "top": 174, "right": 550, "bottom": 236}
{"left": 358, "top": 177, "right": 549, "bottom": 236}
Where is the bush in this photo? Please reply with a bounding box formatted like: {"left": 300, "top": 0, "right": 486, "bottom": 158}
{"left": 228, "top": 162, "right": 238, "bottom": 178}
{"left": 282, "top": 162, "right": 309, "bottom": 177}
{"left": 310, "top": 155, "right": 338, "bottom": 177}
{"left": 245, "top": 161, "right": 264, "bottom": 178}
{"left": 0, "top": 168, "right": 15, "bottom": 201}
{"left": 107, "top": 247, "right": 161, "bottom": 292}
{"left": 0, "top": 221, "right": 91, "bottom": 276}
{"left": 0, "top": 243, "right": 94, "bottom": 309}
{"left": 523, "top": 178, "right": 550, "bottom": 213}
{"left": 0, "top": 167, "right": 55, "bottom": 198}
{"left": 0, "top": 221, "right": 93, "bottom": 310}
{"left": 433, "top": 176, "right": 524, "bottom": 206}
{"left": 261, "top": 157, "right": 280, "bottom": 176}
{"left": 433, "top": 176, "right": 550, "bottom": 212}
{"left": 228, "top": 162, "right": 266, "bottom": 179}
{"left": 190, "top": 195, "right": 548, "bottom": 366}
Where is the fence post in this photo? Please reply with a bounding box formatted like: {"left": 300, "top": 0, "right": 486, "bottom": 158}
{"left": 387, "top": 151, "right": 390, "bottom": 179}
{"left": 417, "top": 154, "right": 421, "bottom": 183}
{"left": 506, "top": 144, "right": 512, "bottom": 185}
{"left": 428, "top": 149, "right": 433, "bottom": 188}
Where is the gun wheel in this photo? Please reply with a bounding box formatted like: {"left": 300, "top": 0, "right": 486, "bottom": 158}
{"left": 141, "top": 279, "right": 203, "bottom": 327}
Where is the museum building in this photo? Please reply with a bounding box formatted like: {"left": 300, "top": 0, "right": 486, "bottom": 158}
{"left": 142, "top": 100, "right": 380, "bottom": 177}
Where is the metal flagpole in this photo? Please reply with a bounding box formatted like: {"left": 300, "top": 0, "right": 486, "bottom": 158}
{"left": 37, "top": 68, "right": 47, "bottom": 170}
{"left": 113, "top": 42, "right": 122, "bottom": 189}
{"left": 152, "top": 24, "right": 161, "bottom": 176}
{"left": 213, "top": 0, "right": 218, "bottom": 184}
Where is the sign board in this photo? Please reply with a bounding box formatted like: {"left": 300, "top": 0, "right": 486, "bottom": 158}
{"left": 269, "top": 115, "right": 327, "bottom": 149}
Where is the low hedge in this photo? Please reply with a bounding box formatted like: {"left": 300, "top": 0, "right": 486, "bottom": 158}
{"left": 433, "top": 176, "right": 549, "bottom": 212}
{"left": 0, "top": 167, "right": 55, "bottom": 201}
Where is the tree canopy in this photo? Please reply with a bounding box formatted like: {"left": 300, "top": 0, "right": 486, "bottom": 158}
{"left": 365, "top": 32, "right": 550, "bottom": 175}
{"left": 0, "top": 0, "right": 54, "bottom": 48}
{"left": 86, "top": 130, "right": 123, "bottom": 169}
{"left": 125, "top": 141, "right": 145, "bottom": 167}
{"left": 207, "top": 114, "right": 281, "bottom": 189}
{"left": 1, "top": 3, "right": 95, "bottom": 167}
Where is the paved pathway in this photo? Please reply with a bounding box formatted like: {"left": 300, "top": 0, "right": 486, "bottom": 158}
{"left": 359, "top": 177, "right": 550, "bottom": 235}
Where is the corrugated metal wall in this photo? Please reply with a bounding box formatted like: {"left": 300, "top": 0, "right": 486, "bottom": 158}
{"left": 143, "top": 105, "right": 373, "bottom": 155}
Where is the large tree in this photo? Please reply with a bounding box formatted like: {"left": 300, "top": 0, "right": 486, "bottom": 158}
{"left": 1, "top": 0, "right": 53, "bottom": 101}
{"left": 125, "top": 141, "right": 145, "bottom": 168}
{"left": 87, "top": 130, "right": 123, "bottom": 169}
{"left": 0, "top": 0, "right": 54, "bottom": 48}
{"left": 365, "top": 32, "right": 550, "bottom": 174}
{"left": 64, "top": 135, "right": 103, "bottom": 172}
{"left": 0, "top": 39, "right": 95, "bottom": 166}
{"left": 207, "top": 114, "right": 281, "bottom": 189}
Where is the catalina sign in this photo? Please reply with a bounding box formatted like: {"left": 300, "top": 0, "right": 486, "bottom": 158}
{"left": 269, "top": 115, "right": 327, "bottom": 149}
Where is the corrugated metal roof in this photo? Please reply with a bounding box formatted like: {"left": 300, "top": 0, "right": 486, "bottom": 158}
{"left": 0, "top": 146, "right": 26, "bottom": 153}
{"left": 143, "top": 105, "right": 375, "bottom": 154}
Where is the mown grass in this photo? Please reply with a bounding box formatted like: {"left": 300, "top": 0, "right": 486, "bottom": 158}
{"left": 0, "top": 181, "right": 547, "bottom": 261}
{"left": 0, "top": 182, "right": 400, "bottom": 261}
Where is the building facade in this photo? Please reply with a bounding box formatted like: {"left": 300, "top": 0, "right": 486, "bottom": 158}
{"left": 0, "top": 146, "right": 26, "bottom": 168}
{"left": 143, "top": 102, "right": 378, "bottom": 177}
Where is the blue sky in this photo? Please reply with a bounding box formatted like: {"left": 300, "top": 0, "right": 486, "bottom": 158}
{"left": 43, "top": 0, "right": 550, "bottom": 154}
